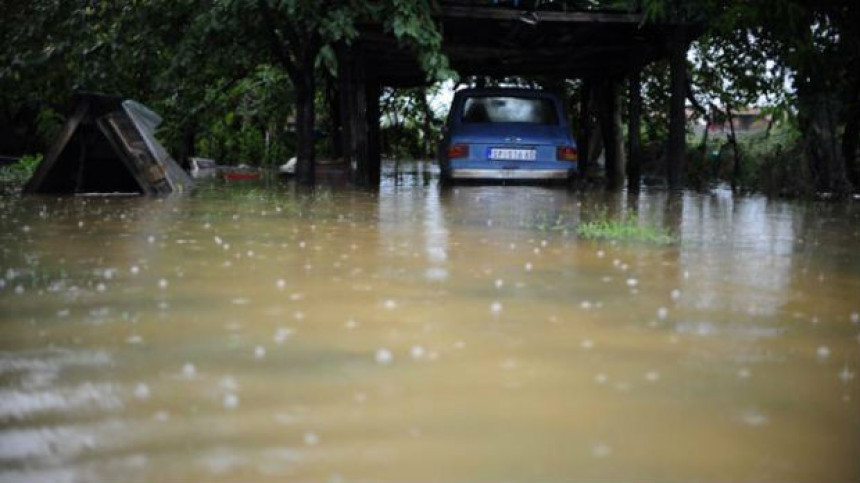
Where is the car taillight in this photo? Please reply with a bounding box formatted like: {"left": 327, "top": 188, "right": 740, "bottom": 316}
{"left": 447, "top": 144, "right": 469, "bottom": 159}
{"left": 557, "top": 146, "right": 578, "bottom": 162}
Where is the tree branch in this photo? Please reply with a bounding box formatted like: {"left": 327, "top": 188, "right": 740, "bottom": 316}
{"left": 256, "top": 0, "right": 301, "bottom": 81}
{"left": 686, "top": 78, "right": 707, "bottom": 118}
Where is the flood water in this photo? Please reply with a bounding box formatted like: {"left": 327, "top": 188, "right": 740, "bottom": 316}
{"left": 1, "top": 165, "right": 859, "bottom": 482}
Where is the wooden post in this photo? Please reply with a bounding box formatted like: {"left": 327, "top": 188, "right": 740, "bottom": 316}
{"left": 366, "top": 80, "right": 381, "bottom": 187}
{"left": 325, "top": 73, "right": 343, "bottom": 160}
{"left": 727, "top": 104, "right": 741, "bottom": 190}
{"left": 627, "top": 71, "right": 643, "bottom": 192}
{"left": 600, "top": 79, "right": 625, "bottom": 189}
{"left": 578, "top": 80, "right": 592, "bottom": 179}
{"left": 294, "top": 67, "right": 316, "bottom": 184}
{"left": 337, "top": 44, "right": 354, "bottom": 176}
{"left": 667, "top": 27, "right": 688, "bottom": 190}
{"left": 341, "top": 45, "right": 369, "bottom": 185}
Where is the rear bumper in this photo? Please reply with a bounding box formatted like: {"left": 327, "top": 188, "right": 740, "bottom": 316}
{"left": 448, "top": 168, "right": 572, "bottom": 180}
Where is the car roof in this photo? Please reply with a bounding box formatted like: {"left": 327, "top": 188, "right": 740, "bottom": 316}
{"left": 453, "top": 87, "right": 559, "bottom": 99}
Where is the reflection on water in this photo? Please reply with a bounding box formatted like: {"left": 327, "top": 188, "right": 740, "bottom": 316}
{"left": 1, "top": 166, "right": 859, "bottom": 482}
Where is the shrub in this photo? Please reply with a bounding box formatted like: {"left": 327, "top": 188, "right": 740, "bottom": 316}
{"left": 0, "top": 154, "right": 42, "bottom": 193}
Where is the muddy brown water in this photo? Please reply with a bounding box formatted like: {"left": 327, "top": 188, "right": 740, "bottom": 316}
{"left": 1, "top": 167, "right": 859, "bottom": 482}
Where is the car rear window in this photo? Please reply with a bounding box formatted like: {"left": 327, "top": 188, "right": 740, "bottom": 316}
{"left": 461, "top": 96, "right": 559, "bottom": 124}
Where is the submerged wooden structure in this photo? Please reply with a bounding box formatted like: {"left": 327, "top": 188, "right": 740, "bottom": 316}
{"left": 336, "top": 1, "right": 700, "bottom": 189}
{"left": 24, "top": 93, "right": 192, "bottom": 195}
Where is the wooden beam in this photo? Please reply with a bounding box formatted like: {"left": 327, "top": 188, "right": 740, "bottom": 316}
{"left": 667, "top": 27, "right": 688, "bottom": 190}
{"left": 24, "top": 99, "right": 90, "bottom": 193}
{"left": 627, "top": 71, "right": 643, "bottom": 192}
{"left": 441, "top": 6, "right": 645, "bottom": 24}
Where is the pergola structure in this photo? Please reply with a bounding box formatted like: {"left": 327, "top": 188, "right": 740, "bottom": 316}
{"left": 337, "top": 1, "right": 700, "bottom": 188}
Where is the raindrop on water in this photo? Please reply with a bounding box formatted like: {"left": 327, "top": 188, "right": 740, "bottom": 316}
{"left": 134, "top": 383, "right": 151, "bottom": 400}
{"left": 254, "top": 346, "right": 266, "bottom": 359}
{"left": 740, "top": 409, "right": 769, "bottom": 427}
{"left": 851, "top": 312, "right": 859, "bottom": 325}
{"left": 182, "top": 363, "right": 197, "bottom": 379}
{"left": 375, "top": 348, "right": 393, "bottom": 365}
{"left": 657, "top": 307, "right": 668, "bottom": 320}
{"left": 817, "top": 346, "right": 831, "bottom": 359}
{"left": 303, "top": 432, "right": 320, "bottom": 446}
{"left": 276, "top": 279, "right": 286, "bottom": 290}
{"left": 490, "top": 301, "right": 503, "bottom": 314}
{"left": 223, "top": 393, "right": 239, "bottom": 410}
{"left": 410, "top": 345, "right": 426, "bottom": 360}
{"left": 591, "top": 442, "right": 612, "bottom": 458}
{"left": 580, "top": 339, "right": 594, "bottom": 350}
{"left": 644, "top": 371, "right": 660, "bottom": 382}
{"left": 494, "top": 279, "right": 504, "bottom": 289}
{"left": 158, "top": 278, "right": 168, "bottom": 290}
{"left": 274, "top": 327, "right": 294, "bottom": 344}
{"left": 626, "top": 278, "right": 638, "bottom": 287}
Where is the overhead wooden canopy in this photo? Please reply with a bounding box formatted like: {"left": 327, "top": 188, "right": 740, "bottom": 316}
{"left": 358, "top": 2, "right": 700, "bottom": 87}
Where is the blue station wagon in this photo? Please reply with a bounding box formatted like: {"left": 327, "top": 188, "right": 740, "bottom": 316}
{"left": 439, "top": 88, "right": 578, "bottom": 181}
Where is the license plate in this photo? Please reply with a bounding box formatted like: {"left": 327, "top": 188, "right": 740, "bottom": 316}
{"left": 487, "top": 148, "right": 536, "bottom": 161}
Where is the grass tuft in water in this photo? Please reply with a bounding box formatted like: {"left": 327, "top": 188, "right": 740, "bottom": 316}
{"left": 577, "top": 215, "right": 674, "bottom": 245}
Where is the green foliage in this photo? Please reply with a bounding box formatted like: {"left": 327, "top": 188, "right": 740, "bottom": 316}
{"left": 380, "top": 86, "right": 444, "bottom": 160}
{"left": 180, "top": 64, "right": 294, "bottom": 166}
{"left": 0, "top": 154, "right": 42, "bottom": 193}
{"left": 640, "top": 60, "right": 671, "bottom": 145}
{"left": 731, "top": 128, "right": 814, "bottom": 196}
{"left": 1, "top": 0, "right": 453, "bottom": 170}
{"left": 577, "top": 213, "right": 675, "bottom": 245}
{"left": 381, "top": 1, "right": 454, "bottom": 82}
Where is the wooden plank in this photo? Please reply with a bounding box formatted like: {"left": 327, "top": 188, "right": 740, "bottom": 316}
{"left": 98, "top": 113, "right": 172, "bottom": 195}
{"left": 23, "top": 100, "right": 90, "bottom": 193}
